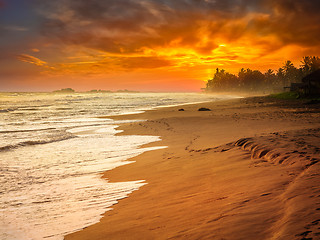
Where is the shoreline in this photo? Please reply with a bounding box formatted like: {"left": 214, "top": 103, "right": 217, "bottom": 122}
{"left": 65, "top": 96, "right": 320, "bottom": 240}
{"left": 102, "top": 94, "right": 241, "bottom": 118}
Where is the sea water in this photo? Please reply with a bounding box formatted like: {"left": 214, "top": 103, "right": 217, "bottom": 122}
{"left": 0, "top": 92, "right": 232, "bottom": 240}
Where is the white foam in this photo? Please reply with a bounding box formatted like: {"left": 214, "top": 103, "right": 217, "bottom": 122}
{"left": 0, "top": 126, "right": 166, "bottom": 240}
{"left": 0, "top": 92, "right": 233, "bottom": 240}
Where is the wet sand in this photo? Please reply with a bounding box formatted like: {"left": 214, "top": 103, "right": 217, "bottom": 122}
{"left": 65, "top": 96, "right": 320, "bottom": 240}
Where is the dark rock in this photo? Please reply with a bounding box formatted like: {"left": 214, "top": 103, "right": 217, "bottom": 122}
{"left": 198, "top": 107, "right": 211, "bottom": 111}
{"left": 178, "top": 108, "right": 185, "bottom": 111}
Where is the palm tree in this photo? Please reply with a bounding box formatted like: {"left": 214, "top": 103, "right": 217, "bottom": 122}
{"left": 265, "top": 69, "right": 277, "bottom": 89}
{"left": 301, "top": 56, "right": 320, "bottom": 76}
{"left": 283, "top": 61, "right": 294, "bottom": 74}
{"left": 300, "top": 56, "right": 312, "bottom": 75}
{"left": 282, "top": 60, "right": 299, "bottom": 85}
{"left": 277, "top": 67, "right": 285, "bottom": 87}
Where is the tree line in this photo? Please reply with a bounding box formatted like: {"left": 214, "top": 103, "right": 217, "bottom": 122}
{"left": 205, "top": 56, "right": 320, "bottom": 93}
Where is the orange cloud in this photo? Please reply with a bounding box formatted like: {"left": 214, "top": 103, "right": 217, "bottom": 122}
{"left": 17, "top": 54, "right": 47, "bottom": 66}
{"left": 37, "top": 1, "right": 320, "bottom": 63}
{"left": 2, "top": 0, "right": 320, "bottom": 91}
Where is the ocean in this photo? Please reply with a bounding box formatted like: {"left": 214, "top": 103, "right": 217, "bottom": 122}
{"left": 0, "top": 92, "right": 233, "bottom": 240}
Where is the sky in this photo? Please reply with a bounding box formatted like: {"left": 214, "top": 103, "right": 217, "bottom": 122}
{"left": 1, "top": 0, "right": 320, "bottom": 92}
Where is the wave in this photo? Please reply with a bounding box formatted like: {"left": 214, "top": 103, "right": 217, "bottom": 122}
{"left": 0, "top": 108, "right": 16, "bottom": 113}
{"left": 0, "top": 104, "right": 54, "bottom": 113}
{"left": 0, "top": 127, "right": 57, "bottom": 134}
{"left": 0, "top": 133, "right": 76, "bottom": 152}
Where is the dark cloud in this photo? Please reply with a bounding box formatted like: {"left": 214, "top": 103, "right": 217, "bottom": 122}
{"left": 35, "top": 0, "right": 320, "bottom": 56}
{"left": 38, "top": 0, "right": 163, "bottom": 53}
{"left": 248, "top": 0, "right": 320, "bottom": 47}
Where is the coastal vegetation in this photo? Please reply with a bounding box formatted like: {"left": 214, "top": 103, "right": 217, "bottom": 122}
{"left": 205, "top": 56, "right": 320, "bottom": 94}
{"left": 53, "top": 88, "right": 75, "bottom": 93}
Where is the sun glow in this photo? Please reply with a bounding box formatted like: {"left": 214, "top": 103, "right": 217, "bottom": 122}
{"left": 2, "top": 0, "right": 320, "bottom": 91}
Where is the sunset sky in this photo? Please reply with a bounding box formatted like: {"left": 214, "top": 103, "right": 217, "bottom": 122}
{"left": 1, "top": 0, "right": 320, "bottom": 92}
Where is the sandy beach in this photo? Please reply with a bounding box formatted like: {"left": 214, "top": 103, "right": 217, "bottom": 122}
{"left": 65, "top": 96, "right": 320, "bottom": 240}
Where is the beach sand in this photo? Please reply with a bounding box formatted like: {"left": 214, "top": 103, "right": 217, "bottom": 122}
{"left": 65, "top": 96, "right": 320, "bottom": 240}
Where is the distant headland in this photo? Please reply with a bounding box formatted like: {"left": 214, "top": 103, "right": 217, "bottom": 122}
{"left": 53, "top": 88, "right": 75, "bottom": 93}
{"left": 52, "top": 88, "right": 139, "bottom": 93}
